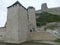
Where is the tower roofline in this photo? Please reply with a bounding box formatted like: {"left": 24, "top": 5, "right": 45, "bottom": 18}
{"left": 27, "top": 6, "right": 35, "bottom": 9}
{"left": 7, "top": 1, "right": 27, "bottom": 10}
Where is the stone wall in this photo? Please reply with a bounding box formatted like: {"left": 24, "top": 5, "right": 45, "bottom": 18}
{"left": 47, "top": 7, "right": 60, "bottom": 15}
{"left": 18, "top": 5, "right": 29, "bottom": 43}
{"left": 5, "top": 4, "right": 19, "bottom": 43}
{"left": 36, "top": 3, "right": 60, "bottom": 15}
{"left": 28, "top": 32, "right": 57, "bottom": 41}
{"left": 28, "top": 7, "right": 36, "bottom": 30}
{"left": 0, "top": 28, "right": 6, "bottom": 41}
{"left": 4, "top": 2, "right": 29, "bottom": 43}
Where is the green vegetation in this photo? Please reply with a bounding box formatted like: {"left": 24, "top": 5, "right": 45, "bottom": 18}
{"left": 36, "top": 12, "right": 60, "bottom": 27}
{"left": 54, "top": 38, "right": 60, "bottom": 42}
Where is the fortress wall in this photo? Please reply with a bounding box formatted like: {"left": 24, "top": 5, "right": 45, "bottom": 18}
{"left": 28, "top": 7, "right": 36, "bottom": 28}
{"left": 47, "top": 8, "right": 60, "bottom": 15}
{"left": 36, "top": 8, "right": 60, "bottom": 15}
{"left": 4, "top": 4, "right": 19, "bottom": 43}
{"left": 29, "top": 32, "right": 57, "bottom": 41}
{"left": 4, "top": 1, "right": 29, "bottom": 43}
{"left": 18, "top": 5, "right": 29, "bottom": 43}
{"left": 36, "top": 3, "right": 60, "bottom": 15}
{"left": 0, "top": 28, "right": 6, "bottom": 41}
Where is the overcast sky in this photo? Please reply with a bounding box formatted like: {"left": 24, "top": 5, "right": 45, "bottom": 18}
{"left": 0, "top": 0, "right": 60, "bottom": 27}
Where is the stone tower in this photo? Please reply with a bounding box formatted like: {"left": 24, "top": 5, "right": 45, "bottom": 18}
{"left": 27, "top": 7, "right": 36, "bottom": 32}
{"left": 5, "top": 1, "right": 29, "bottom": 43}
{"left": 41, "top": 3, "right": 48, "bottom": 12}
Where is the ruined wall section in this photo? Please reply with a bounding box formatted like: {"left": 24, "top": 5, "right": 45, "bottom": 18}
{"left": 0, "top": 27, "right": 6, "bottom": 41}
{"left": 36, "top": 3, "right": 60, "bottom": 15}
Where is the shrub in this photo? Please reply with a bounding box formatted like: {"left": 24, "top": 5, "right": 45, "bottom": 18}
{"left": 36, "top": 12, "right": 60, "bottom": 27}
{"left": 54, "top": 38, "right": 60, "bottom": 42}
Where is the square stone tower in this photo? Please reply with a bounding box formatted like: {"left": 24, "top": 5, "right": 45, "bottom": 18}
{"left": 41, "top": 3, "right": 48, "bottom": 12}
{"left": 4, "top": 1, "right": 29, "bottom": 43}
{"left": 27, "top": 7, "right": 36, "bottom": 32}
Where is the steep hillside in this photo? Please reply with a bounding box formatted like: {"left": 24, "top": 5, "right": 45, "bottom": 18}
{"left": 36, "top": 12, "right": 60, "bottom": 27}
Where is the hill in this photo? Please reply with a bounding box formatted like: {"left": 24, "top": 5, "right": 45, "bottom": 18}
{"left": 36, "top": 12, "right": 60, "bottom": 27}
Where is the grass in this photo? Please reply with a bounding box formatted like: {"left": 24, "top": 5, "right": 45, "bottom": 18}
{"left": 54, "top": 38, "right": 60, "bottom": 42}
{"left": 36, "top": 12, "right": 60, "bottom": 27}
